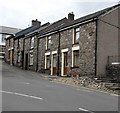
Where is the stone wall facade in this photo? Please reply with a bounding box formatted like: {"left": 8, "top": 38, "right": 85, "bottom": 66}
{"left": 60, "top": 21, "right": 96, "bottom": 76}
{"left": 5, "top": 37, "right": 14, "bottom": 63}
{"left": 14, "top": 37, "right": 24, "bottom": 67}
{"left": 38, "top": 33, "right": 59, "bottom": 75}
{"left": 23, "top": 36, "right": 38, "bottom": 71}
{"left": 37, "top": 21, "right": 96, "bottom": 77}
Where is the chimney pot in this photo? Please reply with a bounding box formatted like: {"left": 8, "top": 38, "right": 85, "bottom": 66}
{"left": 32, "top": 19, "right": 41, "bottom": 27}
{"left": 68, "top": 12, "right": 74, "bottom": 21}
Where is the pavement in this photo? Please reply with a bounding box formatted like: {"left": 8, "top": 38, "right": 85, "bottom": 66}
{"left": 1, "top": 60, "right": 119, "bottom": 112}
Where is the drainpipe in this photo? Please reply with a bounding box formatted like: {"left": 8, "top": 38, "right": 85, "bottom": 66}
{"left": 36, "top": 35, "right": 39, "bottom": 72}
{"left": 23, "top": 38, "right": 25, "bottom": 70}
{"left": 95, "top": 20, "right": 98, "bottom": 77}
{"left": 57, "top": 30, "right": 60, "bottom": 76}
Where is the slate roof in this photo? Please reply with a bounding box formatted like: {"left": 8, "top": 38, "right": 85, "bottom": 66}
{"left": 38, "top": 23, "right": 65, "bottom": 38}
{"left": 60, "top": 4, "right": 120, "bottom": 29}
{"left": 15, "top": 25, "right": 39, "bottom": 38}
{"left": 37, "top": 17, "right": 68, "bottom": 38}
{"left": 38, "top": 4, "right": 120, "bottom": 38}
{"left": 25, "top": 22, "right": 50, "bottom": 37}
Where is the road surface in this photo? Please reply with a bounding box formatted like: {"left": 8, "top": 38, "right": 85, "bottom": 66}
{"left": 1, "top": 60, "right": 119, "bottom": 112}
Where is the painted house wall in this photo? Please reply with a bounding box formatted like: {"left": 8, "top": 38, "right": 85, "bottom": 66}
{"left": 118, "top": 6, "right": 120, "bottom": 57}
{"left": 97, "top": 7, "right": 119, "bottom": 76}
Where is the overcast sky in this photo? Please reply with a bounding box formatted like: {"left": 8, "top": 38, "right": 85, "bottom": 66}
{"left": 0, "top": 0, "right": 119, "bottom": 29}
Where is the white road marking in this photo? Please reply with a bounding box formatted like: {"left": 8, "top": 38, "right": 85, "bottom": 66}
{"left": 78, "top": 108, "right": 94, "bottom": 113}
{"left": 1, "top": 90, "right": 43, "bottom": 100}
{"left": 79, "top": 108, "right": 89, "bottom": 112}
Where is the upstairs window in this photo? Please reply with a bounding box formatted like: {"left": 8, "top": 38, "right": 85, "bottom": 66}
{"left": 31, "top": 37, "right": 34, "bottom": 49}
{"left": 8, "top": 39, "right": 10, "bottom": 46}
{"left": 46, "top": 36, "right": 51, "bottom": 49}
{"left": 74, "top": 27, "right": 80, "bottom": 44}
{"left": 18, "top": 39, "right": 21, "bottom": 49}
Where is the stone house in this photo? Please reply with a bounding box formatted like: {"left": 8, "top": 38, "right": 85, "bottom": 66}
{"left": 6, "top": 20, "right": 41, "bottom": 68}
{"left": 5, "top": 35, "right": 15, "bottom": 65}
{"left": 5, "top": 4, "right": 120, "bottom": 77}
{"left": 38, "top": 13, "right": 96, "bottom": 76}
{"left": 37, "top": 4, "right": 120, "bottom": 77}
{"left": 23, "top": 18, "right": 68, "bottom": 71}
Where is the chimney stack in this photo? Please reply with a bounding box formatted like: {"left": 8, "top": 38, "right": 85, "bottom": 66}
{"left": 32, "top": 19, "right": 41, "bottom": 27}
{"left": 68, "top": 12, "right": 74, "bottom": 21}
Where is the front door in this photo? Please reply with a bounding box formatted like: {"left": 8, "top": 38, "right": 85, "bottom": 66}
{"left": 10, "top": 50, "right": 13, "bottom": 65}
{"left": 63, "top": 52, "right": 68, "bottom": 75}
{"left": 25, "top": 53, "right": 28, "bottom": 70}
{"left": 52, "top": 54, "right": 57, "bottom": 75}
{"left": 21, "top": 51, "right": 24, "bottom": 69}
{"left": 12, "top": 50, "right": 14, "bottom": 65}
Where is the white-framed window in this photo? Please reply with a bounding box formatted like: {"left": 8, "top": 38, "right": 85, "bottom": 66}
{"left": 29, "top": 53, "right": 33, "bottom": 65}
{"left": 31, "top": 37, "right": 34, "bottom": 49}
{"left": 17, "top": 52, "right": 21, "bottom": 63}
{"left": 73, "top": 27, "right": 80, "bottom": 44}
{"left": 72, "top": 46, "right": 80, "bottom": 67}
{"left": 18, "top": 39, "right": 21, "bottom": 49}
{"left": 46, "top": 36, "right": 51, "bottom": 50}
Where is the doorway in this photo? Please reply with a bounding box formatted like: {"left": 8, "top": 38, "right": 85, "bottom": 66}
{"left": 63, "top": 52, "right": 68, "bottom": 75}
{"left": 52, "top": 54, "right": 57, "bottom": 75}
{"left": 61, "top": 51, "right": 68, "bottom": 76}
{"left": 21, "top": 51, "right": 24, "bottom": 69}
{"left": 25, "top": 53, "right": 28, "bottom": 70}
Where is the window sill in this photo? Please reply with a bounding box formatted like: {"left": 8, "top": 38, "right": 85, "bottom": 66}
{"left": 45, "top": 68, "right": 50, "bottom": 70}
{"left": 30, "top": 48, "right": 34, "bottom": 50}
{"left": 71, "top": 66, "right": 79, "bottom": 69}
{"left": 72, "top": 43, "right": 79, "bottom": 46}
{"left": 46, "top": 48, "right": 50, "bottom": 50}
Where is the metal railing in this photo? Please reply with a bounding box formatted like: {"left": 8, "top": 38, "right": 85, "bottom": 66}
{"left": 107, "top": 56, "right": 120, "bottom": 79}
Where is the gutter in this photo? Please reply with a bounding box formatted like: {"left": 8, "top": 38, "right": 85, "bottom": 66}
{"left": 22, "top": 38, "right": 25, "bottom": 69}
{"left": 36, "top": 36, "right": 39, "bottom": 72}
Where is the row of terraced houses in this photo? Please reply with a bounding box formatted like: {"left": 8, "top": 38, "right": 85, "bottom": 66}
{"left": 5, "top": 4, "right": 120, "bottom": 78}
